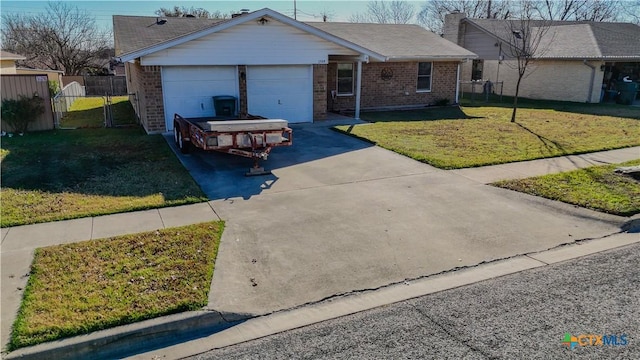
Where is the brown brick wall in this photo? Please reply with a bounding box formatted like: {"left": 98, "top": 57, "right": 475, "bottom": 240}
{"left": 238, "top": 65, "right": 248, "bottom": 116}
{"left": 127, "top": 61, "right": 165, "bottom": 133}
{"left": 313, "top": 64, "right": 327, "bottom": 120}
{"left": 327, "top": 61, "right": 459, "bottom": 112}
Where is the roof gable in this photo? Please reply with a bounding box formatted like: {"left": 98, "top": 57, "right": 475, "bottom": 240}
{"left": 115, "top": 8, "right": 386, "bottom": 62}
{"left": 140, "top": 17, "right": 361, "bottom": 66}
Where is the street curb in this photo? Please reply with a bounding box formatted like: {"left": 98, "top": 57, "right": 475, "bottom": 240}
{"left": 3, "top": 310, "right": 247, "bottom": 360}
{"left": 5, "top": 234, "right": 639, "bottom": 359}
{"left": 131, "top": 234, "right": 640, "bottom": 360}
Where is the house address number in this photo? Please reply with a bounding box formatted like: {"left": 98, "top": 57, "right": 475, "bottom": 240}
{"left": 317, "top": 59, "right": 327, "bottom": 64}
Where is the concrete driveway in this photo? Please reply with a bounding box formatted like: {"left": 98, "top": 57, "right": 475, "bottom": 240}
{"left": 164, "top": 121, "right": 627, "bottom": 319}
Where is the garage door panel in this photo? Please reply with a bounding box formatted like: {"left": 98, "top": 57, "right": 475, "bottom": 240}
{"left": 167, "top": 81, "right": 236, "bottom": 97}
{"left": 163, "top": 66, "right": 237, "bottom": 130}
{"left": 246, "top": 65, "right": 312, "bottom": 123}
{"left": 163, "top": 66, "right": 236, "bottom": 82}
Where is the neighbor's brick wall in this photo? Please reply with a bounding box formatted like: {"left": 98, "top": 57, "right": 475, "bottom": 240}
{"left": 482, "top": 59, "right": 605, "bottom": 103}
{"left": 126, "top": 61, "right": 165, "bottom": 133}
{"left": 313, "top": 64, "right": 327, "bottom": 120}
{"left": 327, "top": 61, "right": 459, "bottom": 112}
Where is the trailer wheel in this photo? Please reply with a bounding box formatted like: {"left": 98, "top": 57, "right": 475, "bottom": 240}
{"left": 173, "top": 125, "right": 180, "bottom": 146}
{"left": 175, "top": 126, "right": 191, "bottom": 154}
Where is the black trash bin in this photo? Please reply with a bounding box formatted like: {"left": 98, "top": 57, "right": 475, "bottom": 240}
{"left": 616, "top": 82, "right": 639, "bottom": 105}
{"left": 213, "top": 96, "right": 237, "bottom": 117}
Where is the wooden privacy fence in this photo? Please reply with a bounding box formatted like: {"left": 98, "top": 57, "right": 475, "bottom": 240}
{"left": 84, "top": 76, "right": 127, "bottom": 96}
{"left": 0, "top": 74, "right": 54, "bottom": 132}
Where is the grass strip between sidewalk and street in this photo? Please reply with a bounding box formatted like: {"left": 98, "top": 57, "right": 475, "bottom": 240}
{"left": 335, "top": 104, "right": 640, "bottom": 169}
{"left": 493, "top": 159, "right": 640, "bottom": 216}
{"left": 9, "top": 221, "right": 224, "bottom": 350}
{"left": 0, "top": 127, "right": 207, "bottom": 227}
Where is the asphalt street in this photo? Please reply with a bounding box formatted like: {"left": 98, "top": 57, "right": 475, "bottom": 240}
{"left": 189, "top": 243, "right": 640, "bottom": 360}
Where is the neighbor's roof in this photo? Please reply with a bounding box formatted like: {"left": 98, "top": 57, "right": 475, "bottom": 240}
{"left": 114, "top": 8, "right": 476, "bottom": 62}
{"left": 465, "top": 18, "right": 640, "bottom": 60}
{"left": 0, "top": 50, "right": 26, "bottom": 60}
{"left": 306, "top": 22, "right": 477, "bottom": 60}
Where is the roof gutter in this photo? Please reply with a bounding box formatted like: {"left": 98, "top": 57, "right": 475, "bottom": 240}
{"left": 385, "top": 55, "right": 478, "bottom": 62}
{"left": 582, "top": 60, "right": 596, "bottom": 103}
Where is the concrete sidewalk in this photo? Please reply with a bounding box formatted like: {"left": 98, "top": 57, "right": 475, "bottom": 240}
{"left": 2, "top": 145, "right": 639, "bottom": 358}
{"left": 451, "top": 146, "right": 640, "bottom": 184}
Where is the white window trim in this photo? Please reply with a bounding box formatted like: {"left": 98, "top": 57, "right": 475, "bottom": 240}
{"left": 337, "top": 63, "right": 355, "bottom": 96}
{"left": 416, "top": 62, "right": 433, "bottom": 93}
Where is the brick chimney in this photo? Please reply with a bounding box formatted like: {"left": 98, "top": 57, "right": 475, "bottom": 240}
{"left": 443, "top": 11, "right": 466, "bottom": 45}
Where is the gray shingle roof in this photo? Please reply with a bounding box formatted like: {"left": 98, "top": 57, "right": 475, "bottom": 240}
{"left": 466, "top": 18, "right": 640, "bottom": 60}
{"left": 113, "top": 16, "right": 224, "bottom": 56}
{"left": 113, "top": 14, "right": 476, "bottom": 61}
{"left": 306, "top": 22, "right": 476, "bottom": 60}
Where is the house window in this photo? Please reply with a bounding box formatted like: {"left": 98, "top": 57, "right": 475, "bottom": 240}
{"left": 472, "top": 59, "right": 483, "bottom": 80}
{"left": 417, "top": 62, "right": 432, "bottom": 92}
{"left": 337, "top": 63, "right": 354, "bottom": 95}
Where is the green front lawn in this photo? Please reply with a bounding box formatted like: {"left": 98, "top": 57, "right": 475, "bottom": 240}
{"left": 10, "top": 221, "right": 223, "bottom": 350}
{"left": 493, "top": 160, "right": 640, "bottom": 216}
{"left": 335, "top": 103, "right": 640, "bottom": 169}
{"left": 0, "top": 128, "right": 207, "bottom": 227}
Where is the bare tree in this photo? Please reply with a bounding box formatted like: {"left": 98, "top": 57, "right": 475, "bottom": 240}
{"left": 500, "top": 2, "right": 553, "bottom": 122}
{"left": 154, "top": 6, "right": 229, "bottom": 19}
{"left": 624, "top": 1, "right": 640, "bottom": 24}
{"left": 418, "top": 0, "right": 512, "bottom": 33}
{"left": 349, "top": 1, "right": 416, "bottom": 24}
{"left": 318, "top": 9, "right": 336, "bottom": 22}
{"left": 531, "top": 0, "right": 622, "bottom": 21}
{"left": 1, "top": 2, "right": 111, "bottom": 75}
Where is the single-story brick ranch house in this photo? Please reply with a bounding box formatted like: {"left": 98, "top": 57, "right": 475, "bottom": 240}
{"left": 444, "top": 12, "right": 640, "bottom": 104}
{"left": 113, "top": 8, "right": 476, "bottom": 133}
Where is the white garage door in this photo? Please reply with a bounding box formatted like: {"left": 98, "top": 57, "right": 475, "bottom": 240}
{"left": 247, "top": 65, "right": 313, "bottom": 123}
{"left": 162, "top": 66, "right": 237, "bottom": 131}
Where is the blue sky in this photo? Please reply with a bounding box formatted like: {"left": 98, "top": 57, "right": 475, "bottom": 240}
{"left": 0, "top": 1, "right": 406, "bottom": 30}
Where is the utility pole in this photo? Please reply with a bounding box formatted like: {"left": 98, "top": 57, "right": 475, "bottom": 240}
{"left": 294, "top": 0, "right": 297, "bottom": 20}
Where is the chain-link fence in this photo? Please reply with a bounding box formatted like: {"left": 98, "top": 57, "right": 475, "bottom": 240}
{"left": 458, "top": 80, "right": 504, "bottom": 103}
{"left": 54, "top": 90, "right": 138, "bottom": 129}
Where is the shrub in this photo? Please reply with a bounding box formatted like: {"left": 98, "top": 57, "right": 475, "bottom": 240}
{"left": 48, "top": 81, "right": 60, "bottom": 96}
{"left": 1, "top": 95, "right": 45, "bottom": 134}
{"left": 434, "top": 98, "right": 450, "bottom": 107}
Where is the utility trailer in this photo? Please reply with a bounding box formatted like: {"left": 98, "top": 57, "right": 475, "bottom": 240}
{"left": 173, "top": 113, "right": 293, "bottom": 175}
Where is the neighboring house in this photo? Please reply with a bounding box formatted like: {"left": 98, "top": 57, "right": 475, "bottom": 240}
{"left": 113, "top": 8, "right": 476, "bottom": 134}
{"left": 0, "top": 50, "right": 26, "bottom": 74}
{"left": 444, "top": 13, "right": 640, "bottom": 104}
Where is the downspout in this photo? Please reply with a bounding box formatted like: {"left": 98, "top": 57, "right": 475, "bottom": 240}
{"left": 583, "top": 60, "right": 596, "bottom": 103}
{"left": 455, "top": 62, "right": 461, "bottom": 104}
{"left": 355, "top": 60, "right": 363, "bottom": 120}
